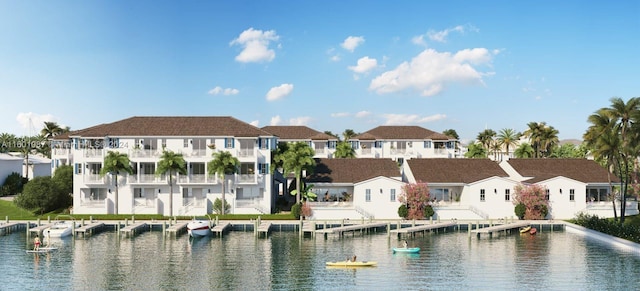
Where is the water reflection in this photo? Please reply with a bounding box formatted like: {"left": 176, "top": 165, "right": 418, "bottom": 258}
{"left": 2, "top": 229, "right": 640, "bottom": 290}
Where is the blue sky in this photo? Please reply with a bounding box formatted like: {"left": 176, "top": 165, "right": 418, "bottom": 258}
{"left": 1, "top": 1, "right": 638, "bottom": 143}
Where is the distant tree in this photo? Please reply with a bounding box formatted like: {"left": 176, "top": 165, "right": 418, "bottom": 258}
{"left": 442, "top": 129, "right": 459, "bottom": 140}
{"left": 342, "top": 129, "right": 357, "bottom": 141}
{"left": 100, "top": 151, "right": 133, "bottom": 215}
{"left": 549, "top": 143, "right": 584, "bottom": 158}
{"left": 497, "top": 128, "right": 519, "bottom": 160}
{"left": 275, "top": 142, "right": 316, "bottom": 204}
{"left": 465, "top": 142, "right": 487, "bottom": 158}
{"left": 270, "top": 142, "right": 289, "bottom": 173}
{"left": 398, "top": 182, "right": 431, "bottom": 220}
{"left": 51, "top": 165, "right": 73, "bottom": 211}
{"left": 334, "top": 141, "right": 356, "bottom": 158}
{"left": 323, "top": 131, "right": 340, "bottom": 140}
{"left": 156, "top": 150, "right": 187, "bottom": 217}
{"left": 213, "top": 198, "right": 231, "bottom": 215}
{"left": 476, "top": 129, "right": 496, "bottom": 152}
{"left": 41, "top": 121, "right": 64, "bottom": 139}
{"left": 208, "top": 151, "right": 239, "bottom": 215}
{"left": 1, "top": 172, "right": 23, "bottom": 197}
{"left": 512, "top": 184, "right": 549, "bottom": 220}
{"left": 0, "top": 133, "right": 17, "bottom": 153}
{"left": 514, "top": 143, "right": 535, "bottom": 158}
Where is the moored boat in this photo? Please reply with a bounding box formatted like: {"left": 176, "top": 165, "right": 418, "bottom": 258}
{"left": 187, "top": 220, "right": 211, "bottom": 238}
{"left": 529, "top": 227, "right": 537, "bottom": 235}
{"left": 519, "top": 226, "right": 532, "bottom": 234}
{"left": 325, "top": 261, "right": 377, "bottom": 267}
{"left": 44, "top": 221, "right": 78, "bottom": 238}
{"left": 392, "top": 247, "right": 420, "bottom": 253}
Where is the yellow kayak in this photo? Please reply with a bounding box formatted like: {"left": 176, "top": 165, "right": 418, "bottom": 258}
{"left": 326, "top": 261, "right": 377, "bottom": 267}
{"left": 519, "top": 226, "right": 532, "bottom": 234}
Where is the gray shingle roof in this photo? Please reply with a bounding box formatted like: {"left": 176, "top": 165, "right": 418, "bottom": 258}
{"left": 407, "top": 158, "right": 509, "bottom": 184}
{"left": 506, "top": 158, "right": 617, "bottom": 183}
{"left": 305, "top": 158, "right": 401, "bottom": 183}
{"left": 67, "top": 116, "right": 272, "bottom": 138}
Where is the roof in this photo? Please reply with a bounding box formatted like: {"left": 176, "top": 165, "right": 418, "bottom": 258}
{"left": 305, "top": 158, "right": 401, "bottom": 184}
{"left": 506, "top": 158, "right": 617, "bottom": 183}
{"left": 67, "top": 116, "right": 273, "bottom": 138}
{"left": 407, "top": 158, "right": 509, "bottom": 184}
{"left": 353, "top": 126, "right": 451, "bottom": 141}
{"left": 261, "top": 126, "right": 337, "bottom": 140}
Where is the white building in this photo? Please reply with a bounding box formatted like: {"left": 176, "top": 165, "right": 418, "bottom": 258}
{"left": 52, "top": 116, "right": 276, "bottom": 216}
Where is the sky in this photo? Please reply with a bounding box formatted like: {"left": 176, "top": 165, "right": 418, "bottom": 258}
{"left": 0, "top": 1, "right": 638, "bottom": 143}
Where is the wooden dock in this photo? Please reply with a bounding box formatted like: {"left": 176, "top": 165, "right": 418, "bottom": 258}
{"left": 165, "top": 222, "right": 189, "bottom": 237}
{"left": 470, "top": 221, "right": 531, "bottom": 238}
{"left": 211, "top": 222, "right": 231, "bottom": 237}
{"left": 315, "top": 222, "right": 387, "bottom": 238}
{"left": 120, "top": 222, "right": 148, "bottom": 238}
{"left": 390, "top": 221, "right": 457, "bottom": 238}
{"left": 0, "top": 222, "right": 23, "bottom": 236}
{"left": 28, "top": 223, "right": 53, "bottom": 235}
{"left": 75, "top": 222, "right": 105, "bottom": 238}
{"left": 256, "top": 222, "right": 272, "bottom": 238}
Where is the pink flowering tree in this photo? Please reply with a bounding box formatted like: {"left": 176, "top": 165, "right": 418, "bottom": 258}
{"left": 398, "top": 182, "right": 431, "bottom": 220}
{"left": 512, "top": 183, "right": 550, "bottom": 220}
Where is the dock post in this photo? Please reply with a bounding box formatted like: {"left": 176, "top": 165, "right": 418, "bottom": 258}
{"left": 37, "top": 218, "right": 41, "bottom": 226}
{"left": 5, "top": 216, "right": 8, "bottom": 223}
{"left": 386, "top": 223, "right": 390, "bottom": 238}
{"left": 299, "top": 217, "right": 303, "bottom": 238}
{"left": 468, "top": 223, "right": 471, "bottom": 238}
{"left": 47, "top": 216, "right": 51, "bottom": 223}
{"left": 125, "top": 218, "right": 128, "bottom": 226}
{"left": 312, "top": 222, "right": 316, "bottom": 238}
{"left": 132, "top": 215, "right": 135, "bottom": 224}
{"left": 412, "top": 219, "right": 415, "bottom": 227}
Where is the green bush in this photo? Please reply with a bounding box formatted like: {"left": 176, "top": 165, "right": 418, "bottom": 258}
{"left": 398, "top": 204, "right": 408, "bottom": 219}
{"left": 514, "top": 203, "right": 526, "bottom": 220}
{"left": 1, "top": 172, "right": 23, "bottom": 196}
{"left": 291, "top": 202, "right": 302, "bottom": 220}
{"left": 423, "top": 205, "right": 435, "bottom": 218}
{"left": 213, "top": 198, "right": 231, "bottom": 214}
{"left": 573, "top": 213, "right": 640, "bottom": 243}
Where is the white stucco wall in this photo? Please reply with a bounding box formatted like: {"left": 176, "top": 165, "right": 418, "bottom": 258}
{"left": 354, "top": 177, "right": 405, "bottom": 219}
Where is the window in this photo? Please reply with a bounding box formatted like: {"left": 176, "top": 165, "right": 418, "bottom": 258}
{"left": 74, "top": 163, "right": 82, "bottom": 174}
{"left": 390, "top": 189, "right": 396, "bottom": 202}
{"left": 480, "top": 189, "right": 485, "bottom": 201}
{"left": 569, "top": 189, "right": 575, "bottom": 201}
{"left": 328, "top": 141, "right": 337, "bottom": 149}
{"left": 365, "top": 189, "right": 371, "bottom": 202}
{"left": 505, "top": 189, "right": 510, "bottom": 201}
{"left": 424, "top": 141, "right": 432, "bottom": 148}
{"left": 374, "top": 141, "right": 383, "bottom": 148}
{"left": 225, "top": 138, "right": 234, "bottom": 149}
{"left": 134, "top": 188, "right": 143, "bottom": 198}
{"left": 545, "top": 189, "right": 550, "bottom": 200}
{"left": 259, "top": 138, "right": 269, "bottom": 150}
{"left": 183, "top": 139, "right": 189, "bottom": 148}
{"left": 258, "top": 163, "right": 269, "bottom": 174}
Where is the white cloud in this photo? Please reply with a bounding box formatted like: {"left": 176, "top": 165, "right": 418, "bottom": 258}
{"left": 341, "top": 36, "right": 365, "bottom": 52}
{"left": 355, "top": 111, "right": 371, "bottom": 118}
{"left": 266, "top": 83, "right": 294, "bottom": 101}
{"left": 331, "top": 112, "right": 350, "bottom": 117}
{"left": 230, "top": 27, "right": 280, "bottom": 63}
{"left": 382, "top": 113, "right": 447, "bottom": 125}
{"left": 249, "top": 120, "right": 260, "bottom": 127}
{"left": 411, "top": 35, "right": 427, "bottom": 46}
{"left": 348, "top": 56, "right": 378, "bottom": 74}
{"left": 16, "top": 112, "right": 58, "bottom": 134}
{"left": 426, "top": 24, "right": 478, "bottom": 43}
{"left": 270, "top": 115, "right": 283, "bottom": 125}
{"left": 208, "top": 86, "right": 239, "bottom": 96}
{"left": 369, "top": 48, "right": 492, "bottom": 96}
{"left": 288, "top": 116, "right": 312, "bottom": 126}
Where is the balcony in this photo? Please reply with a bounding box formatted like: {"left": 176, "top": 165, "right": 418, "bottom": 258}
{"left": 178, "top": 174, "right": 208, "bottom": 184}
{"left": 390, "top": 148, "right": 407, "bottom": 155}
{"left": 53, "top": 148, "right": 71, "bottom": 156}
{"left": 84, "top": 174, "right": 104, "bottom": 184}
{"left": 238, "top": 148, "right": 255, "bottom": 158}
{"left": 84, "top": 149, "right": 103, "bottom": 158}
{"left": 135, "top": 174, "right": 166, "bottom": 184}
{"left": 130, "top": 149, "right": 161, "bottom": 158}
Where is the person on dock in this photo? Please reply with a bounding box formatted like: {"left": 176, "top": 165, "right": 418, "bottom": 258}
{"left": 33, "top": 235, "right": 41, "bottom": 251}
{"left": 352, "top": 255, "right": 357, "bottom": 262}
{"left": 403, "top": 240, "right": 408, "bottom": 248}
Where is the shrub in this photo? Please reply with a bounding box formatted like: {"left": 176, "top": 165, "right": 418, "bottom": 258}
{"left": 291, "top": 202, "right": 302, "bottom": 220}
{"left": 514, "top": 203, "right": 526, "bottom": 220}
{"left": 213, "top": 198, "right": 231, "bottom": 214}
{"left": 398, "top": 204, "right": 408, "bottom": 219}
{"left": 1, "top": 172, "right": 23, "bottom": 196}
{"left": 423, "top": 204, "right": 435, "bottom": 218}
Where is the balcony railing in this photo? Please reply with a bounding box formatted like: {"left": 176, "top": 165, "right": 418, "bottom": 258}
{"left": 138, "top": 174, "right": 165, "bottom": 183}
{"left": 130, "top": 149, "right": 161, "bottom": 158}
{"left": 53, "top": 148, "right": 70, "bottom": 156}
{"left": 237, "top": 148, "right": 255, "bottom": 157}
{"left": 84, "top": 149, "right": 103, "bottom": 158}
{"left": 182, "top": 197, "right": 206, "bottom": 207}
{"left": 189, "top": 149, "right": 207, "bottom": 157}
{"left": 390, "top": 148, "right": 406, "bottom": 155}
{"left": 178, "top": 174, "right": 207, "bottom": 183}
{"left": 84, "top": 174, "right": 104, "bottom": 183}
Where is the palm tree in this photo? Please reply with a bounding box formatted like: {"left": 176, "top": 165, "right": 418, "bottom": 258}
{"left": 156, "top": 150, "right": 187, "bottom": 217}
{"left": 497, "top": 128, "right": 518, "bottom": 160}
{"left": 207, "top": 151, "right": 239, "bottom": 215}
{"left": 275, "top": 142, "right": 316, "bottom": 204}
{"left": 584, "top": 108, "right": 620, "bottom": 220}
{"left": 464, "top": 142, "right": 487, "bottom": 158}
{"left": 514, "top": 143, "right": 535, "bottom": 158}
{"left": 41, "top": 122, "right": 64, "bottom": 139}
{"left": 540, "top": 125, "right": 559, "bottom": 157}
{"left": 99, "top": 151, "right": 133, "bottom": 215}
{"left": 476, "top": 129, "right": 496, "bottom": 158}
{"left": 523, "top": 122, "right": 546, "bottom": 158}
{"left": 334, "top": 141, "right": 355, "bottom": 158}
{"left": 342, "top": 129, "right": 357, "bottom": 141}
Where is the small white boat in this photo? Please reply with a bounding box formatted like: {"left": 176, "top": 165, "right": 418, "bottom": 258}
{"left": 43, "top": 221, "right": 78, "bottom": 238}
{"left": 187, "top": 220, "right": 210, "bottom": 238}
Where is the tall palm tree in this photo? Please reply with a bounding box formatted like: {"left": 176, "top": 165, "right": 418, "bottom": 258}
{"left": 476, "top": 129, "right": 496, "bottom": 157}
{"left": 497, "top": 128, "right": 518, "bottom": 160}
{"left": 523, "top": 122, "right": 546, "bottom": 158}
{"left": 275, "top": 142, "right": 316, "bottom": 204}
{"left": 99, "top": 151, "right": 133, "bottom": 215}
{"left": 342, "top": 129, "right": 357, "bottom": 141}
{"left": 584, "top": 108, "right": 621, "bottom": 220}
{"left": 207, "top": 151, "right": 239, "bottom": 215}
{"left": 156, "top": 150, "right": 187, "bottom": 217}
{"left": 600, "top": 97, "right": 640, "bottom": 223}
{"left": 540, "top": 125, "right": 559, "bottom": 157}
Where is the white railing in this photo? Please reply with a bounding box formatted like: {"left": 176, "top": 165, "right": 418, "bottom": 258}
{"left": 309, "top": 201, "right": 353, "bottom": 207}
{"left": 139, "top": 174, "right": 165, "bottom": 183}
{"left": 315, "top": 148, "right": 325, "bottom": 154}
{"left": 235, "top": 198, "right": 264, "bottom": 209}
{"left": 468, "top": 205, "right": 489, "bottom": 219}
{"left": 81, "top": 199, "right": 105, "bottom": 207}
{"left": 53, "top": 148, "right": 70, "bottom": 156}
{"left": 84, "top": 174, "right": 104, "bottom": 183}
{"left": 238, "top": 148, "right": 255, "bottom": 157}
{"left": 237, "top": 174, "right": 256, "bottom": 183}
{"left": 134, "top": 198, "right": 155, "bottom": 207}
{"left": 84, "top": 149, "right": 103, "bottom": 158}
{"left": 130, "top": 149, "right": 160, "bottom": 158}
{"left": 355, "top": 206, "right": 374, "bottom": 219}
{"left": 190, "top": 149, "right": 207, "bottom": 157}
{"left": 390, "top": 148, "right": 406, "bottom": 155}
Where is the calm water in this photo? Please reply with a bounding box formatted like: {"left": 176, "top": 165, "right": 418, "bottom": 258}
{"left": 2, "top": 226, "right": 640, "bottom": 291}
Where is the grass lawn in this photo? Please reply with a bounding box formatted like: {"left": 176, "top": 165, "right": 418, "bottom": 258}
{"left": 0, "top": 199, "right": 39, "bottom": 220}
